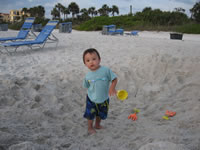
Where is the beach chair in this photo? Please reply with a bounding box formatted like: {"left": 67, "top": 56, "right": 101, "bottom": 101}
{"left": 0, "top": 20, "right": 59, "bottom": 54}
{"left": 106, "top": 25, "right": 124, "bottom": 35}
{"left": 102, "top": 25, "right": 115, "bottom": 35}
{"left": 125, "top": 30, "right": 139, "bottom": 36}
{"left": 0, "top": 17, "right": 35, "bottom": 43}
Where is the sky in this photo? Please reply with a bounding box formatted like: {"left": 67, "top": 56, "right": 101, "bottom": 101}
{"left": 0, "top": 0, "right": 198, "bottom": 18}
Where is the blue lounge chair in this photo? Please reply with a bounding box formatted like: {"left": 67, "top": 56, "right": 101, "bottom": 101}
{"left": 125, "top": 30, "right": 139, "bottom": 36}
{"left": 1, "top": 20, "right": 59, "bottom": 54}
{"left": 102, "top": 25, "right": 116, "bottom": 35}
{"left": 103, "top": 25, "right": 124, "bottom": 35}
{"left": 0, "top": 17, "right": 35, "bottom": 43}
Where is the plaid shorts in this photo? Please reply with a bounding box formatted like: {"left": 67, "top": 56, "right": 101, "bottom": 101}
{"left": 83, "top": 95, "right": 109, "bottom": 120}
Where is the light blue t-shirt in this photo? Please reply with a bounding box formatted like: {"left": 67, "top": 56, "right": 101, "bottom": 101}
{"left": 83, "top": 66, "right": 117, "bottom": 103}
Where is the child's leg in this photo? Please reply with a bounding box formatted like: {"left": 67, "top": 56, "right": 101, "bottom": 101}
{"left": 95, "top": 116, "right": 103, "bottom": 129}
{"left": 94, "top": 99, "right": 109, "bottom": 129}
{"left": 88, "top": 119, "right": 96, "bottom": 134}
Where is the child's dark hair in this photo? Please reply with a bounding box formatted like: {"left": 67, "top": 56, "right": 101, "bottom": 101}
{"left": 83, "top": 48, "right": 101, "bottom": 64}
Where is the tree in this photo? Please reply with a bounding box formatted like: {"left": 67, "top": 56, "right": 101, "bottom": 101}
{"left": 101, "top": 4, "right": 110, "bottom": 16}
{"left": 51, "top": 7, "right": 60, "bottom": 20}
{"left": 80, "top": 8, "right": 88, "bottom": 16}
{"left": 56, "top": 3, "right": 64, "bottom": 20}
{"left": 169, "top": 11, "right": 188, "bottom": 25}
{"left": 22, "top": 7, "right": 29, "bottom": 19}
{"left": 63, "top": 7, "right": 70, "bottom": 20}
{"left": 135, "top": 7, "right": 188, "bottom": 26}
{"left": 28, "top": 6, "right": 45, "bottom": 18}
{"left": 94, "top": 10, "right": 98, "bottom": 17}
{"left": 60, "top": 5, "right": 66, "bottom": 20}
{"left": 174, "top": 7, "right": 185, "bottom": 13}
{"left": 98, "top": 8, "right": 104, "bottom": 16}
{"left": 37, "top": 5, "right": 45, "bottom": 17}
{"left": 80, "top": 8, "right": 89, "bottom": 20}
{"left": 68, "top": 2, "right": 80, "bottom": 19}
{"left": 88, "top": 7, "right": 96, "bottom": 17}
{"left": 190, "top": 2, "right": 200, "bottom": 22}
{"left": 142, "top": 7, "right": 152, "bottom": 13}
{"left": 111, "top": 5, "right": 119, "bottom": 16}
{"left": 141, "top": 7, "right": 152, "bottom": 22}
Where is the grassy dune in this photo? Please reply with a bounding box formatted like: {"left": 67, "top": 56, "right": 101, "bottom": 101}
{"left": 75, "top": 16, "right": 200, "bottom": 34}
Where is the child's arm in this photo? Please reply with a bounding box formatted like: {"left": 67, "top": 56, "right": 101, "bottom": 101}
{"left": 83, "top": 78, "right": 90, "bottom": 88}
{"left": 109, "top": 78, "right": 117, "bottom": 96}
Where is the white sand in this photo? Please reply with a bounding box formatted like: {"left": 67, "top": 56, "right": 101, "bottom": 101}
{"left": 0, "top": 30, "right": 200, "bottom": 150}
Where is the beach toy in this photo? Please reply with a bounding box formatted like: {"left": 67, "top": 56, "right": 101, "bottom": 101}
{"left": 117, "top": 90, "right": 128, "bottom": 101}
{"left": 165, "top": 110, "right": 176, "bottom": 117}
{"left": 162, "top": 116, "right": 169, "bottom": 120}
{"left": 128, "top": 108, "right": 140, "bottom": 121}
{"left": 133, "top": 108, "right": 140, "bottom": 113}
{"left": 128, "top": 113, "right": 138, "bottom": 121}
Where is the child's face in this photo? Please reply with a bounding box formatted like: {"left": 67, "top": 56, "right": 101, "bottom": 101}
{"left": 84, "top": 52, "right": 101, "bottom": 71}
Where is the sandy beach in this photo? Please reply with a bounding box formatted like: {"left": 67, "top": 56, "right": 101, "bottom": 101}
{"left": 0, "top": 29, "right": 200, "bottom": 150}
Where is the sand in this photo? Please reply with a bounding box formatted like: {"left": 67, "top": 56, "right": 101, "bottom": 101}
{"left": 0, "top": 29, "right": 200, "bottom": 150}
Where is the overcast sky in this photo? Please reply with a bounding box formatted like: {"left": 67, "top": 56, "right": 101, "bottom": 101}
{"left": 0, "top": 0, "right": 198, "bottom": 18}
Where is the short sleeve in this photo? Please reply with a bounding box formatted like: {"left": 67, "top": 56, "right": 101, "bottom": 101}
{"left": 108, "top": 68, "right": 117, "bottom": 81}
{"left": 83, "top": 78, "right": 89, "bottom": 88}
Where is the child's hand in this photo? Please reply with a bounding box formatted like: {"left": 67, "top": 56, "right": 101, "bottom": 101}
{"left": 109, "top": 78, "right": 117, "bottom": 97}
{"left": 109, "top": 88, "right": 117, "bottom": 96}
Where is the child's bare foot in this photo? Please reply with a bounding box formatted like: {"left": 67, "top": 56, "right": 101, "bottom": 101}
{"left": 95, "top": 125, "right": 103, "bottom": 129}
{"left": 88, "top": 128, "right": 96, "bottom": 134}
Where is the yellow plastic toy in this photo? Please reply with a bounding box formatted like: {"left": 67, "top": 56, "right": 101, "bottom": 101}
{"left": 162, "top": 116, "right": 169, "bottom": 120}
{"left": 133, "top": 108, "right": 140, "bottom": 113}
{"left": 117, "top": 90, "right": 128, "bottom": 101}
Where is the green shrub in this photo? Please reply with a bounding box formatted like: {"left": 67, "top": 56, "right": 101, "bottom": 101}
{"left": 74, "top": 15, "right": 200, "bottom": 34}
{"left": 175, "top": 23, "right": 200, "bottom": 34}
{"left": 8, "top": 22, "right": 24, "bottom": 30}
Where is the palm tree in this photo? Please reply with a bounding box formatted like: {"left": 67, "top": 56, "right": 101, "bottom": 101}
{"left": 88, "top": 7, "right": 96, "bottom": 17}
{"left": 56, "top": 3, "right": 64, "bottom": 20}
{"left": 98, "top": 8, "right": 104, "bottom": 16}
{"left": 101, "top": 4, "right": 110, "bottom": 16}
{"left": 80, "top": 8, "right": 88, "bottom": 15}
{"left": 111, "top": 5, "right": 119, "bottom": 16}
{"left": 174, "top": 7, "right": 185, "bottom": 13}
{"left": 80, "top": 8, "right": 89, "bottom": 20}
{"left": 68, "top": 2, "right": 80, "bottom": 19}
{"left": 60, "top": 5, "right": 66, "bottom": 20}
{"left": 51, "top": 7, "right": 60, "bottom": 20}
{"left": 63, "top": 7, "right": 70, "bottom": 20}
{"left": 94, "top": 10, "right": 98, "bottom": 17}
